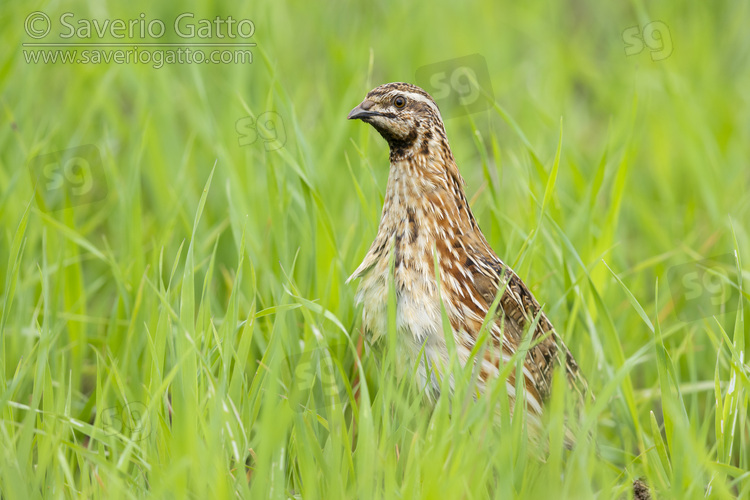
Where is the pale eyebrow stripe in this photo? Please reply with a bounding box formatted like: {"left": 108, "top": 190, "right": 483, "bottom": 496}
{"left": 367, "top": 87, "right": 444, "bottom": 120}
{"left": 389, "top": 90, "right": 443, "bottom": 118}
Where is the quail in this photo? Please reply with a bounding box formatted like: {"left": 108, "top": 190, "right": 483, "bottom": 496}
{"left": 347, "top": 82, "right": 589, "bottom": 436}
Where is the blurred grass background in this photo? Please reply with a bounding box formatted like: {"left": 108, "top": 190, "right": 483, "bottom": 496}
{"left": 1, "top": 0, "right": 749, "bottom": 498}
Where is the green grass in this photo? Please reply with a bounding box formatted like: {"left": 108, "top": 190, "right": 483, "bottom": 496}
{"left": 2, "top": 0, "right": 749, "bottom": 498}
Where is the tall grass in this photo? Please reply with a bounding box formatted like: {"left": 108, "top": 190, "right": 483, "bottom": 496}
{"left": 1, "top": 0, "right": 749, "bottom": 498}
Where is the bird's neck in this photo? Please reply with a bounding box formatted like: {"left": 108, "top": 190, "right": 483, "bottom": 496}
{"left": 376, "top": 148, "right": 479, "bottom": 247}
{"left": 349, "top": 140, "right": 482, "bottom": 283}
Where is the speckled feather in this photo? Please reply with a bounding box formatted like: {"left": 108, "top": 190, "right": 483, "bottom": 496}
{"left": 347, "top": 82, "right": 590, "bottom": 428}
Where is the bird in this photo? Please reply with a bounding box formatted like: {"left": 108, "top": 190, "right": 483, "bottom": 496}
{"left": 346, "top": 82, "right": 590, "bottom": 438}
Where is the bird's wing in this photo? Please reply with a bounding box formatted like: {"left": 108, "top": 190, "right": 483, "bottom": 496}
{"left": 466, "top": 251, "right": 591, "bottom": 405}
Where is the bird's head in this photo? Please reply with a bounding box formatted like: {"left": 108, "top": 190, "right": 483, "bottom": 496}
{"left": 348, "top": 82, "right": 447, "bottom": 160}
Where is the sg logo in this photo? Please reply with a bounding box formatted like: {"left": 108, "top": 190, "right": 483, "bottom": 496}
{"left": 101, "top": 401, "right": 152, "bottom": 441}
{"left": 28, "top": 145, "right": 108, "bottom": 211}
{"left": 415, "top": 54, "right": 494, "bottom": 118}
{"left": 667, "top": 253, "right": 739, "bottom": 321}
{"left": 236, "top": 111, "right": 286, "bottom": 151}
{"left": 288, "top": 344, "right": 346, "bottom": 412}
{"left": 622, "top": 21, "right": 673, "bottom": 61}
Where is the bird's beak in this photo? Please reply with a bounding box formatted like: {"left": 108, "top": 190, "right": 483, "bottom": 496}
{"left": 347, "top": 99, "right": 379, "bottom": 120}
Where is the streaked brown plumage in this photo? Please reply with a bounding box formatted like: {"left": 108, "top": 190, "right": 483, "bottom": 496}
{"left": 347, "top": 82, "right": 589, "bottom": 434}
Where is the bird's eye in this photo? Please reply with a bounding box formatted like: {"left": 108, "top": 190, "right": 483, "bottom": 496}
{"left": 394, "top": 96, "right": 406, "bottom": 108}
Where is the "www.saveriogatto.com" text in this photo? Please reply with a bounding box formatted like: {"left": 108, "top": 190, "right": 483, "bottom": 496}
{"left": 22, "top": 47, "right": 253, "bottom": 68}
